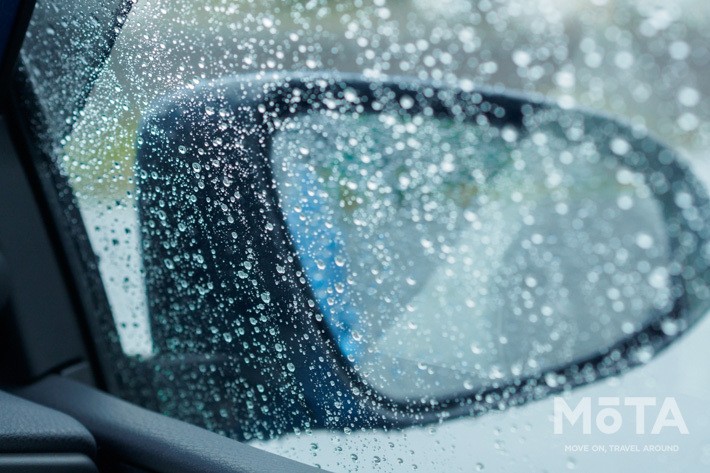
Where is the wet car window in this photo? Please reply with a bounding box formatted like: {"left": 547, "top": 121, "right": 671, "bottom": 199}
{"left": 18, "top": 0, "right": 710, "bottom": 471}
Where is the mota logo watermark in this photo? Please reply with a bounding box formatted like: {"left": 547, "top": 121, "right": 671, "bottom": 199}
{"left": 553, "top": 397, "right": 689, "bottom": 435}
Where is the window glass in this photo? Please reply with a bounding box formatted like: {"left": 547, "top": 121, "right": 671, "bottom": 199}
{"left": 19, "top": 0, "right": 710, "bottom": 471}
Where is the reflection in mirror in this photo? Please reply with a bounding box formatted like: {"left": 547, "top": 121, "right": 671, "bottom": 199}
{"left": 272, "top": 109, "right": 670, "bottom": 400}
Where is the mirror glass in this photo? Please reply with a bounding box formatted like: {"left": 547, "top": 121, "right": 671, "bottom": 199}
{"left": 271, "top": 107, "right": 671, "bottom": 401}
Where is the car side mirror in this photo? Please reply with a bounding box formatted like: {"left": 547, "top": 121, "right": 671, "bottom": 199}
{"left": 136, "top": 74, "right": 710, "bottom": 439}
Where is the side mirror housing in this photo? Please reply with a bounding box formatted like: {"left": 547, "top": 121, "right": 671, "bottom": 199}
{"left": 135, "top": 74, "right": 710, "bottom": 439}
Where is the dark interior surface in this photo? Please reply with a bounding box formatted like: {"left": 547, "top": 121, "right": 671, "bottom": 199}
{"left": 0, "top": 389, "right": 97, "bottom": 472}
{"left": 19, "top": 376, "right": 323, "bottom": 473}
{"left": 0, "top": 117, "right": 88, "bottom": 385}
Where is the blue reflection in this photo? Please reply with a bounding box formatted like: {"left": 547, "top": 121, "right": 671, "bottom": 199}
{"left": 280, "top": 161, "right": 363, "bottom": 361}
